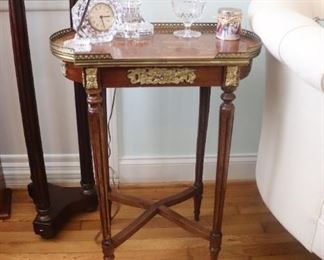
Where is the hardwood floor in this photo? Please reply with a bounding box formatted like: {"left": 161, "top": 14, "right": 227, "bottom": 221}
{"left": 0, "top": 182, "right": 319, "bottom": 260}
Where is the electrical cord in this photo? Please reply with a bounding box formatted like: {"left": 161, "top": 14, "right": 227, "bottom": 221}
{"left": 107, "top": 88, "right": 117, "bottom": 160}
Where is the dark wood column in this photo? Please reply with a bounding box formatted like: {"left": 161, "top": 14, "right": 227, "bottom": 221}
{"left": 0, "top": 160, "right": 11, "bottom": 220}
{"left": 8, "top": 0, "right": 97, "bottom": 239}
{"left": 193, "top": 87, "right": 211, "bottom": 221}
{"left": 74, "top": 84, "right": 96, "bottom": 194}
{"left": 8, "top": 0, "right": 51, "bottom": 219}
{"left": 69, "top": 0, "right": 96, "bottom": 196}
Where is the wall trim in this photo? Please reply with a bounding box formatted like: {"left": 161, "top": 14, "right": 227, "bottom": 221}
{"left": 119, "top": 154, "right": 257, "bottom": 183}
{"left": 0, "top": 153, "right": 256, "bottom": 188}
{"left": 1, "top": 154, "right": 81, "bottom": 188}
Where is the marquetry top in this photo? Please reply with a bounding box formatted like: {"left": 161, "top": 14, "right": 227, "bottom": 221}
{"left": 50, "top": 23, "right": 262, "bottom": 67}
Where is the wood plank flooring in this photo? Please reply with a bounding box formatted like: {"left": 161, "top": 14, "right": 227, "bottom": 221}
{"left": 0, "top": 182, "right": 320, "bottom": 260}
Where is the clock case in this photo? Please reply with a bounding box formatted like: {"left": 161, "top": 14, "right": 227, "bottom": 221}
{"left": 72, "top": 0, "right": 123, "bottom": 43}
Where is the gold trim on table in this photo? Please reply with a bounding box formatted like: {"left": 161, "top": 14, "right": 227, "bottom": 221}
{"left": 50, "top": 23, "right": 262, "bottom": 67}
{"left": 225, "top": 66, "right": 240, "bottom": 87}
{"left": 127, "top": 68, "right": 196, "bottom": 85}
{"left": 82, "top": 68, "right": 98, "bottom": 90}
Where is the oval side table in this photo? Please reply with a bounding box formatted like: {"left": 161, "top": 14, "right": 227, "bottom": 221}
{"left": 50, "top": 23, "right": 262, "bottom": 260}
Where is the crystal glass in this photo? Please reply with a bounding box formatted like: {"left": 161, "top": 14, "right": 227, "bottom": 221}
{"left": 172, "top": 0, "right": 206, "bottom": 38}
{"left": 117, "top": 0, "right": 154, "bottom": 38}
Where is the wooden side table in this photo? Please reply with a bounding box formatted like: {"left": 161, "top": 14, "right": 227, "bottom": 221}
{"left": 50, "top": 23, "right": 261, "bottom": 259}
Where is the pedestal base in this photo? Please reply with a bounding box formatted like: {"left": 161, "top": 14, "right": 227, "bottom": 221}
{"left": 0, "top": 188, "right": 12, "bottom": 220}
{"left": 29, "top": 183, "right": 97, "bottom": 239}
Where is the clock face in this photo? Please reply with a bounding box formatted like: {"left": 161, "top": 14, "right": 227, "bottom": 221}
{"left": 88, "top": 3, "right": 115, "bottom": 32}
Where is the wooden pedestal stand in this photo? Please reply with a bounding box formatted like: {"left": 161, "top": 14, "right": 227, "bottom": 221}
{"left": 8, "top": 0, "right": 97, "bottom": 238}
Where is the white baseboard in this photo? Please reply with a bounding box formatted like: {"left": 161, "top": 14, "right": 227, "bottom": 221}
{"left": 1, "top": 154, "right": 81, "bottom": 188}
{"left": 0, "top": 153, "right": 256, "bottom": 188}
{"left": 119, "top": 154, "right": 256, "bottom": 183}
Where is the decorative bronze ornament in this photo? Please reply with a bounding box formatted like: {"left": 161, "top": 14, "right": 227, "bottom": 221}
{"left": 225, "top": 66, "right": 240, "bottom": 87}
{"left": 82, "top": 68, "right": 98, "bottom": 89}
{"left": 127, "top": 68, "right": 197, "bottom": 85}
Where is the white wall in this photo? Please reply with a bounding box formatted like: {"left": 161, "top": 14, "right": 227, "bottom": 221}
{"left": 0, "top": 1, "right": 77, "bottom": 155}
{"left": 0, "top": 0, "right": 265, "bottom": 187}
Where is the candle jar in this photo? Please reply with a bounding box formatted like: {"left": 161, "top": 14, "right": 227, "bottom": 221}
{"left": 216, "top": 8, "right": 242, "bottom": 41}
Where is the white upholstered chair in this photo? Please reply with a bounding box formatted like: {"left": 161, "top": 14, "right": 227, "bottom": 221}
{"left": 249, "top": 0, "right": 324, "bottom": 258}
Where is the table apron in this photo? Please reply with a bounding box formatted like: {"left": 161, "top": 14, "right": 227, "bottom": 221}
{"left": 64, "top": 63, "right": 251, "bottom": 88}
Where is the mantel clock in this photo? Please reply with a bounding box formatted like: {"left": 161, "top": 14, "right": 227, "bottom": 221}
{"left": 72, "top": 0, "right": 123, "bottom": 43}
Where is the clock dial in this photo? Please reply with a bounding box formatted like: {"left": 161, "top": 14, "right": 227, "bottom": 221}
{"left": 88, "top": 3, "right": 115, "bottom": 32}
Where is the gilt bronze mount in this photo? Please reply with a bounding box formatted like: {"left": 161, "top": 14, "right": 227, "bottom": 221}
{"left": 127, "top": 68, "right": 196, "bottom": 85}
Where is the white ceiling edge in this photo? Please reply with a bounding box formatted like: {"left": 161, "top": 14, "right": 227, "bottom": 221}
{"left": 0, "top": 0, "right": 68, "bottom": 12}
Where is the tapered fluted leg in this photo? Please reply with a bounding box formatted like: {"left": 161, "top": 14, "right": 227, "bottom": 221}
{"left": 194, "top": 87, "right": 211, "bottom": 221}
{"left": 84, "top": 68, "right": 114, "bottom": 259}
{"left": 210, "top": 66, "right": 239, "bottom": 259}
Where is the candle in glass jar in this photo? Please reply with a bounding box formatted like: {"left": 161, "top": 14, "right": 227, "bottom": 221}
{"left": 216, "top": 8, "right": 242, "bottom": 40}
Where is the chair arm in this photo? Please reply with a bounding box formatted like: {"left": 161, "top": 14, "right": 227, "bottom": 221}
{"left": 249, "top": 3, "right": 324, "bottom": 92}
